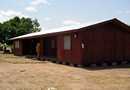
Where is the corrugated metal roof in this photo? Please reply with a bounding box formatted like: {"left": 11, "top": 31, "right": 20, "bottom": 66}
{"left": 9, "top": 18, "right": 116, "bottom": 40}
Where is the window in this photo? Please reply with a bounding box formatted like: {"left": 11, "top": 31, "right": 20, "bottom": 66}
{"left": 64, "top": 36, "right": 71, "bottom": 49}
{"left": 51, "top": 39, "right": 55, "bottom": 48}
{"left": 15, "top": 41, "right": 17, "bottom": 48}
{"left": 15, "top": 41, "right": 19, "bottom": 48}
{"left": 17, "top": 41, "right": 19, "bottom": 48}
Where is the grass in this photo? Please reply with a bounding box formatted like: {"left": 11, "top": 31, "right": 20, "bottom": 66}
{"left": 0, "top": 53, "right": 17, "bottom": 57}
{"left": 0, "top": 59, "right": 10, "bottom": 63}
{"left": 0, "top": 53, "right": 45, "bottom": 64}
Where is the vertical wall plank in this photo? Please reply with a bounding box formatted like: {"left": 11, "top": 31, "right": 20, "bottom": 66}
{"left": 57, "top": 35, "right": 63, "bottom": 62}
{"left": 71, "top": 33, "right": 80, "bottom": 64}
{"left": 94, "top": 31, "right": 105, "bottom": 63}
{"left": 83, "top": 31, "right": 94, "bottom": 65}
{"left": 124, "top": 33, "right": 130, "bottom": 61}
{"left": 30, "top": 39, "right": 32, "bottom": 56}
{"left": 20, "top": 40, "right": 22, "bottom": 55}
{"left": 115, "top": 32, "right": 124, "bottom": 61}
{"left": 79, "top": 31, "right": 83, "bottom": 65}
{"left": 41, "top": 37, "right": 43, "bottom": 58}
{"left": 105, "top": 32, "right": 114, "bottom": 62}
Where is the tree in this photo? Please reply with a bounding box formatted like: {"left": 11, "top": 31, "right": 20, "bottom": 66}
{"left": 32, "top": 18, "right": 41, "bottom": 32}
{"left": 0, "top": 16, "right": 41, "bottom": 45}
{"left": 0, "top": 23, "right": 3, "bottom": 43}
{"left": 16, "top": 28, "right": 28, "bottom": 36}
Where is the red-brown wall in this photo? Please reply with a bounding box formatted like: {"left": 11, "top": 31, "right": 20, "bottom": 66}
{"left": 13, "top": 22, "right": 130, "bottom": 65}
{"left": 82, "top": 23, "right": 130, "bottom": 65}
{"left": 57, "top": 33, "right": 82, "bottom": 64}
{"left": 57, "top": 35, "right": 64, "bottom": 62}
{"left": 14, "top": 40, "right": 22, "bottom": 55}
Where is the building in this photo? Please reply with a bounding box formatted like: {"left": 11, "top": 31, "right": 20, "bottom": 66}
{"left": 9, "top": 18, "right": 130, "bottom": 66}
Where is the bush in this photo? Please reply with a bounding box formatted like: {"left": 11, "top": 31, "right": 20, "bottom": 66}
{"left": 6, "top": 45, "right": 14, "bottom": 49}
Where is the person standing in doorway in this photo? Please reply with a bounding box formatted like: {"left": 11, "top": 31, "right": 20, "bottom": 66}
{"left": 36, "top": 41, "right": 41, "bottom": 57}
{"left": 3, "top": 44, "right": 6, "bottom": 54}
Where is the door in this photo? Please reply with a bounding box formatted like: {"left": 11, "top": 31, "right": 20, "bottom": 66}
{"left": 51, "top": 37, "right": 57, "bottom": 57}
{"left": 63, "top": 35, "right": 72, "bottom": 63}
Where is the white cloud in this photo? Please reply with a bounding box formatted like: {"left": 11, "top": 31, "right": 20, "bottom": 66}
{"left": 30, "top": 0, "right": 51, "bottom": 5}
{"left": 117, "top": 10, "right": 123, "bottom": 13}
{"left": 45, "top": 17, "right": 50, "bottom": 21}
{"left": 41, "top": 28, "right": 47, "bottom": 31}
{"left": 117, "top": 10, "right": 130, "bottom": 14}
{"left": 0, "top": 10, "right": 29, "bottom": 22}
{"left": 126, "top": 10, "right": 130, "bottom": 14}
{"left": 63, "top": 20, "right": 81, "bottom": 25}
{"left": 25, "top": 7, "right": 37, "bottom": 12}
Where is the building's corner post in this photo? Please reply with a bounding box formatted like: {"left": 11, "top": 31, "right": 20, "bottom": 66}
{"left": 13, "top": 41, "right": 15, "bottom": 54}
{"left": 41, "top": 37, "right": 43, "bottom": 59}
{"left": 30, "top": 39, "right": 32, "bottom": 57}
{"left": 20, "top": 40, "right": 23, "bottom": 55}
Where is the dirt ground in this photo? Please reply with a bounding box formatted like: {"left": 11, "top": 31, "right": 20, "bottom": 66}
{"left": 0, "top": 52, "right": 130, "bottom": 90}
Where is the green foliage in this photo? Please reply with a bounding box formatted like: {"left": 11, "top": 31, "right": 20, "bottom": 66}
{"left": 16, "top": 28, "right": 28, "bottom": 36}
{"left": 0, "top": 16, "right": 41, "bottom": 45}
{"left": 6, "top": 45, "right": 14, "bottom": 49}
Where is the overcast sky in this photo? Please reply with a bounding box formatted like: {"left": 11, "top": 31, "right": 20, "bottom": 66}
{"left": 0, "top": 0, "right": 130, "bottom": 30}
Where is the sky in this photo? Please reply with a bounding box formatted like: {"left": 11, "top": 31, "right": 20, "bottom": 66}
{"left": 0, "top": 0, "right": 130, "bottom": 31}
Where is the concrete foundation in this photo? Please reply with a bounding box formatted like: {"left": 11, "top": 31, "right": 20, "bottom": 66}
{"left": 122, "top": 61, "right": 127, "bottom": 65}
{"left": 56, "top": 61, "right": 60, "bottom": 64}
{"left": 62, "top": 62, "right": 66, "bottom": 65}
{"left": 112, "top": 62, "right": 117, "bottom": 66}
{"left": 77, "top": 64, "right": 84, "bottom": 67}
{"left": 102, "top": 63, "right": 108, "bottom": 66}
{"left": 70, "top": 63, "right": 74, "bottom": 66}
{"left": 91, "top": 64, "right": 97, "bottom": 67}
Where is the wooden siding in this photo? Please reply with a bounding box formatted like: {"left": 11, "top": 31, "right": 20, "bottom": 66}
{"left": 57, "top": 33, "right": 82, "bottom": 64}
{"left": 83, "top": 31, "right": 94, "bottom": 64}
{"left": 94, "top": 31, "right": 105, "bottom": 63}
{"left": 71, "top": 33, "right": 81, "bottom": 64}
{"left": 13, "top": 21, "right": 130, "bottom": 65}
{"left": 82, "top": 23, "right": 130, "bottom": 65}
{"left": 57, "top": 35, "right": 64, "bottom": 62}
{"left": 42, "top": 37, "right": 57, "bottom": 57}
{"left": 115, "top": 32, "right": 124, "bottom": 61}
{"left": 41, "top": 37, "right": 43, "bottom": 58}
{"left": 124, "top": 33, "right": 130, "bottom": 61}
{"left": 19, "top": 40, "right": 22, "bottom": 55}
{"left": 14, "top": 40, "right": 22, "bottom": 55}
{"left": 105, "top": 32, "right": 114, "bottom": 62}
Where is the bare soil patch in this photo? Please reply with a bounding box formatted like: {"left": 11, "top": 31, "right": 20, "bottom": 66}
{"left": 0, "top": 52, "right": 130, "bottom": 90}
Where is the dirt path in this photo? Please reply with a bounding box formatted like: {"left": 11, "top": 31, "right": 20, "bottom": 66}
{"left": 0, "top": 53, "right": 130, "bottom": 90}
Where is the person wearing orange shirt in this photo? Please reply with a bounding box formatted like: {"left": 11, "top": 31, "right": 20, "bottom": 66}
{"left": 36, "top": 42, "right": 40, "bottom": 57}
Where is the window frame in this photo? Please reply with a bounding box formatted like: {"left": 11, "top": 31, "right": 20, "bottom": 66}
{"left": 51, "top": 39, "right": 55, "bottom": 49}
{"left": 15, "top": 40, "right": 19, "bottom": 48}
{"left": 64, "top": 35, "right": 71, "bottom": 50}
{"left": 15, "top": 41, "right": 17, "bottom": 48}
